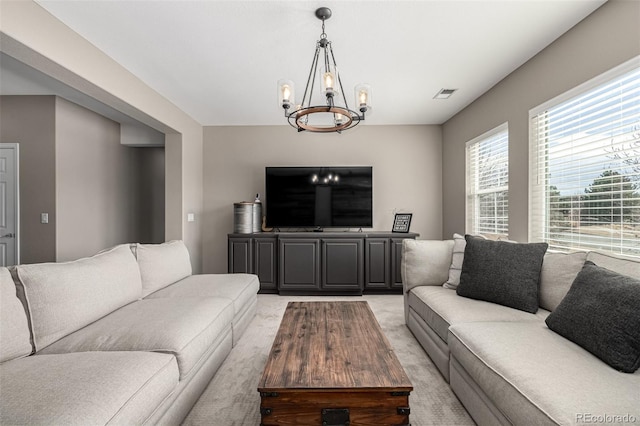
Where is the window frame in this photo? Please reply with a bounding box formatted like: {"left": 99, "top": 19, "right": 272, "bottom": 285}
{"left": 529, "top": 56, "right": 640, "bottom": 256}
{"left": 465, "top": 122, "right": 509, "bottom": 238}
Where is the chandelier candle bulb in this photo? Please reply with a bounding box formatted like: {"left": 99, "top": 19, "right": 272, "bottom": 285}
{"left": 321, "top": 65, "right": 339, "bottom": 98}
{"left": 355, "top": 83, "right": 372, "bottom": 113}
{"left": 277, "top": 79, "right": 295, "bottom": 109}
{"left": 323, "top": 71, "right": 335, "bottom": 94}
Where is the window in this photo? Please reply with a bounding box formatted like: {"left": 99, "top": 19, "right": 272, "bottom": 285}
{"left": 530, "top": 61, "right": 640, "bottom": 257}
{"left": 466, "top": 123, "right": 509, "bottom": 238}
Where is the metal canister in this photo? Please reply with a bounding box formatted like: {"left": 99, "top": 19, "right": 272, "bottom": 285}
{"left": 233, "top": 202, "right": 254, "bottom": 234}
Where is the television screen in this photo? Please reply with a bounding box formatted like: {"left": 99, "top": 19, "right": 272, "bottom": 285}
{"left": 265, "top": 166, "right": 373, "bottom": 228}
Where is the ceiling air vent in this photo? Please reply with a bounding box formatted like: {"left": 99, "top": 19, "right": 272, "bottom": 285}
{"left": 434, "top": 89, "right": 457, "bottom": 99}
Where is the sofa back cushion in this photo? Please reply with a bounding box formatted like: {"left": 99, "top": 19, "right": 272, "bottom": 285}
{"left": 135, "top": 240, "right": 192, "bottom": 297}
{"left": 0, "top": 267, "right": 32, "bottom": 362}
{"left": 12, "top": 245, "right": 142, "bottom": 351}
{"left": 586, "top": 251, "right": 640, "bottom": 279}
{"left": 539, "top": 251, "right": 587, "bottom": 312}
{"left": 401, "top": 239, "right": 454, "bottom": 293}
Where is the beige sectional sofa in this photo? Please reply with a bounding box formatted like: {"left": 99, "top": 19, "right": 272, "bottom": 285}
{"left": 402, "top": 238, "right": 640, "bottom": 426}
{"left": 0, "top": 241, "right": 259, "bottom": 425}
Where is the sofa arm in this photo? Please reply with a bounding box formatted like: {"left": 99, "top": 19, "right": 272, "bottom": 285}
{"left": 401, "top": 239, "right": 454, "bottom": 293}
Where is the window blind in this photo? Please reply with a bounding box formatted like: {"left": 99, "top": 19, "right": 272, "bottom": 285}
{"left": 466, "top": 124, "right": 509, "bottom": 238}
{"left": 530, "top": 64, "right": 640, "bottom": 256}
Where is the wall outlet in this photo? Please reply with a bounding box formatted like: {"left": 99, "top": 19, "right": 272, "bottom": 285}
{"left": 187, "top": 213, "right": 195, "bottom": 222}
{"left": 41, "top": 213, "right": 49, "bottom": 224}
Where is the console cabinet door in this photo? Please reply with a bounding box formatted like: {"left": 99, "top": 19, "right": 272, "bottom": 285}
{"left": 228, "top": 237, "right": 252, "bottom": 274}
{"left": 321, "top": 239, "right": 363, "bottom": 292}
{"left": 391, "top": 238, "right": 405, "bottom": 289}
{"left": 254, "top": 237, "right": 277, "bottom": 293}
{"left": 279, "top": 239, "right": 321, "bottom": 291}
{"left": 365, "top": 238, "right": 391, "bottom": 289}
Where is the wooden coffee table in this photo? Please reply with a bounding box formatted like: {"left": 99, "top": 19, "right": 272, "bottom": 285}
{"left": 258, "top": 301, "right": 413, "bottom": 425}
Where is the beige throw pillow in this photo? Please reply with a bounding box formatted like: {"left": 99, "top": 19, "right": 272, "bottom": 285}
{"left": 443, "top": 233, "right": 465, "bottom": 289}
{"left": 443, "top": 233, "right": 489, "bottom": 290}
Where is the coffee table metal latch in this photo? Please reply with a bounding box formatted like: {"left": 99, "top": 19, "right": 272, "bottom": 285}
{"left": 260, "top": 392, "right": 279, "bottom": 397}
{"left": 397, "top": 406, "right": 411, "bottom": 415}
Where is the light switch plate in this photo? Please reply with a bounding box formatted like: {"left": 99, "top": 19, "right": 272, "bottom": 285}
{"left": 41, "top": 213, "right": 49, "bottom": 224}
{"left": 187, "top": 213, "right": 195, "bottom": 222}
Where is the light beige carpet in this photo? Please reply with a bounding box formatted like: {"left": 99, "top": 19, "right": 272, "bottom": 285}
{"left": 182, "top": 294, "right": 473, "bottom": 425}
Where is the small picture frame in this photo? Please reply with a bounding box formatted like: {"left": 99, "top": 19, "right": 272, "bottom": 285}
{"left": 392, "top": 213, "right": 412, "bottom": 233}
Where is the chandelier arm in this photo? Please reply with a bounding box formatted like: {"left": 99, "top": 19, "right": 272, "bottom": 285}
{"left": 309, "top": 50, "right": 320, "bottom": 108}
{"left": 301, "top": 44, "right": 321, "bottom": 109}
{"left": 328, "top": 44, "right": 354, "bottom": 116}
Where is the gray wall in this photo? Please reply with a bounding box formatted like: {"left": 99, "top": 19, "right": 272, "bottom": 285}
{"left": 203, "top": 125, "right": 442, "bottom": 273}
{"left": 55, "top": 97, "right": 134, "bottom": 261}
{"left": 442, "top": 0, "right": 640, "bottom": 242}
{"left": 0, "top": 95, "right": 56, "bottom": 263}
{"left": 133, "top": 146, "right": 165, "bottom": 244}
{"left": 0, "top": 95, "right": 165, "bottom": 263}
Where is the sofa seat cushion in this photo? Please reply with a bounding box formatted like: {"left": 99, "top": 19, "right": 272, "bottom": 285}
{"left": 0, "top": 351, "right": 178, "bottom": 425}
{"left": 408, "top": 286, "right": 548, "bottom": 343}
{"left": 12, "top": 244, "right": 142, "bottom": 351}
{"left": 0, "top": 267, "right": 32, "bottom": 362}
{"left": 145, "top": 273, "right": 259, "bottom": 317}
{"left": 39, "top": 297, "right": 234, "bottom": 379}
{"left": 448, "top": 321, "right": 640, "bottom": 425}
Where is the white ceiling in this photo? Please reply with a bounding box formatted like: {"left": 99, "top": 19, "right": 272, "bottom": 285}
{"left": 11, "top": 1, "right": 607, "bottom": 126}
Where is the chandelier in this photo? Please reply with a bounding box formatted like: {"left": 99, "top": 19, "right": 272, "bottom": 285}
{"left": 277, "top": 7, "right": 371, "bottom": 133}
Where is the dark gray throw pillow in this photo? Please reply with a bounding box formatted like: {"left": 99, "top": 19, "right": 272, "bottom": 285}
{"left": 545, "top": 261, "right": 640, "bottom": 373}
{"left": 456, "top": 236, "right": 548, "bottom": 313}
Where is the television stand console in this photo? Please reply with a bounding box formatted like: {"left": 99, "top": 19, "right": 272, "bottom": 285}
{"left": 228, "top": 232, "right": 419, "bottom": 295}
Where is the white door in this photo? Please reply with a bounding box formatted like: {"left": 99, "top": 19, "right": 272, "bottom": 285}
{"left": 0, "top": 144, "right": 19, "bottom": 266}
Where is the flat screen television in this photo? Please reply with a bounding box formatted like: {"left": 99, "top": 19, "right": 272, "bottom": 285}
{"left": 265, "top": 166, "right": 373, "bottom": 229}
